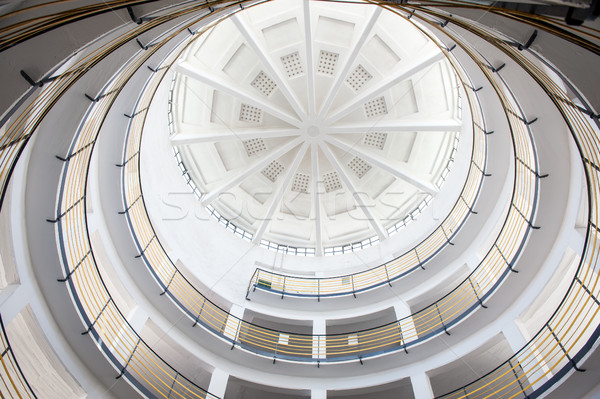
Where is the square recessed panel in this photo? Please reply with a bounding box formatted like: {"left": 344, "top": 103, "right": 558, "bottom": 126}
{"left": 262, "top": 161, "right": 285, "bottom": 182}
{"left": 362, "top": 34, "right": 401, "bottom": 73}
{"left": 316, "top": 16, "right": 355, "bottom": 47}
{"left": 346, "top": 64, "right": 372, "bottom": 92}
{"left": 291, "top": 173, "right": 310, "bottom": 193}
{"left": 281, "top": 52, "right": 304, "bottom": 78}
{"left": 364, "top": 97, "right": 388, "bottom": 118}
{"left": 262, "top": 18, "right": 302, "bottom": 50}
{"left": 364, "top": 132, "right": 387, "bottom": 150}
{"left": 317, "top": 50, "right": 339, "bottom": 75}
{"left": 251, "top": 71, "right": 277, "bottom": 97}
{"left": 239, "top": 104, "right": 262, "bottom": 123}
{"left": 222, "top": 44, "right": 254, "bottom": 81}
{"left": 323, "top": 171, "right": 343, "bottom": 192}
{"left": 243, "top": 138, "right": 266, "bottom": 156}
{"left": 348, "top": 157, "right": 371, "bottom": 178}
{"left": 390, "top": 79, "right": 419, "bottom": 117}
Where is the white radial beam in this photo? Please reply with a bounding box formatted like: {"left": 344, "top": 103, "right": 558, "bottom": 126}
{"left": 303, "top": 0, "right": 316, "bottom": 117}
{"left": 311, "top": 144, "right": 323, "bottom": 256}
{"left": 170, "top": 128, "right": 300, "bottom": 145}
{"left": 325, "top": 119, "right": 462, "bottom": 134}
{"left": 175, "top": 62, "right": 302, "bottom": 128}
{"left": 319, "top": 143, "right": 387, "bottom": 241}
{"left": 253, "top": 143, "right": 310, "bottom": 243}
{"left": 201, "top": 137, "right": 303, "bottom": 206}
{"left": 323, "top": 136, "right": 439, "bottom": 195}
{"left": 324, "top": 50, "right": 446, "bottom": 125}
{"left": 230, "top": 14, "right": 308, "bottom": 120}
{"left": 318, "top": 7, "right": 382, "bottom": 119}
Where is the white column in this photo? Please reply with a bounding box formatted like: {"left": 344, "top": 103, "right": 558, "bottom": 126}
{"left": 208, "top": 368, "right": 229, "bottom": 398}
{"left": 394, "top": 300, "right": 417, "bottom": 346}
{"left": 127, "top": 305, "right": 148, "bottom": 330}
{"left": 0, "top": 283, "right": 28, "bottom": 324}
{"left": 411, "top": 371, "right": 435, "bottom": 399}
{"left": 311, "top": 388, "right": 327, "bottom": 399}
{"left": 223, "top": 304, "right": 245, "bottom": 343}
{"left": 502, "top": 321, "right": 548, "bottom": 390}
{"left": 315, "top": 271, "right": 325, "bottom": 298}
{"left": 112, "top": 306, "right": 147, "bottom": 361}
{"left": 313, "top": 318, "right": 326, "bottom": 360}
{"left": 465, "top": 255, "right": 480, "bottom": 271}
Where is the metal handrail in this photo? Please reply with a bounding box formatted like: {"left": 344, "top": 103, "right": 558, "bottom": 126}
{"left": 0, "top": 0, "right": 188, "bottom": 52}
{"left": 389, "top": 4, "right": 600, "bottom": 398}
{"left": 121, "top": 5, "right": 539, "bottom": 364}
{"left": 24, "top": 2, "right": 243, "bottom": 398}
{"left": 0, "top": 315, "right": 37, "bottom": 398}
{"left": 246, "top": 100, "right": 483, "bottom": 298}
{"left": 0, "top": 1, "right": 593, "bottom": 397}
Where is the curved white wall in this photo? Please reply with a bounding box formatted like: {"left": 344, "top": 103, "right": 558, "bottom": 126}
{"left": 0, "top": 1, "right": 599, "bottom": 398}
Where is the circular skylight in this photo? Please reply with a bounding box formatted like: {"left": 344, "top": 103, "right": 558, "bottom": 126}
{"left": 170, "top": 0, "right": 464, "bottom": 256}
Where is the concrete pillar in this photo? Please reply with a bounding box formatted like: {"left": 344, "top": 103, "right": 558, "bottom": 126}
{"left": 313, "top": 318, "right": 326, "bottom": 360}
{"left": 411, "top": 371, "right": 435, "bottom": 399}
{"left": 223, "top": 304, "right": 245, "bottom": 343}
{"left": 394, "top": 300, "right": 417, "bottom": 345}
{"left": 0, "top": 283, "right": 28, "bottom": 324}
{"left": 208, "top": 368, "right": 229, "bottom": 398}
{"left": 311, "top": 388, "right": 327, "bottom": 399}
{"left": 466, "top": 255, "right": 480, "bottom": 271}
{"left": 127, "top": 305, "right": 148, "bottom": 330}
{"left": 502, "top": 321, "right": 548, "bottom": 390}
{"left": 110, "top": 306, "right": 148, "bottom": 359}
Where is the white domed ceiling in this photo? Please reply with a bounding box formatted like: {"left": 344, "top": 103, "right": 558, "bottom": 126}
{"left": 170, "top": 0, "right": 464, "bottom": 256}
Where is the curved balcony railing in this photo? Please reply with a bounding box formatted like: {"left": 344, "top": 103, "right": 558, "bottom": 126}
{"left": 0, "top": 0, "right": 212, "bottom": 52}
{"left": 245, "top": 84, "right": 482, "bottom": 299}
{"left": 0, "top": 315, "right": 36, "bottom": 398}
{"left": 3, "top": 1, "right": 595, "bottom": 398}
{"left": 394, "top": 4, "right": 600, "bottom": 398}
{"left": 8, "top": 2, "right": 246, "bottom": 398}
{"left": 0, "top": 0, "right": 243, "bottom": 208}
{"left": 246, "top": 140, "right": 481, "bottom": 298}
{"left": 120, "top": 6, "right": 541, "bottom": 364}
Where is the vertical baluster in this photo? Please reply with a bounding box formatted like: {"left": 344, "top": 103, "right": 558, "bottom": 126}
{"left": 82, "top": 298, "right": 111, "bottom": 335}
{"left": 546, "top": 323, "right": 585, "bottom": 372}
{"left": 116, "top": 337, "right": 141, "bottom": 379}
{"left": 281, "top": 276, "right": 286, "bottom": 299}
{"left": 468, "top": 277, "right": 487, "bottom": 308}
{"left": 508, "top": 359, "right": 529, "bottom": 398}
{"left": 384, "top": 264, "right": 392, "bottom": 287}
{"left": 435, "top": 303, "right": 451, "bottom": 336}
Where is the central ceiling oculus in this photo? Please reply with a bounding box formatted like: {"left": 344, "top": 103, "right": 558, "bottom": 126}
{"left": 169, "top": 0, "right": 465, "bottom": 256}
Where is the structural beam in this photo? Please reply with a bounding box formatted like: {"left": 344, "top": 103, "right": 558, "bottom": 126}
{"left": 324, "top": 136, "right": 438, "bottom": 195}
{"left": 253, "top": 143, "right": 310, "bottom": 243}
{"left": 318, "top": 7, "right": 382, "bottom": 119}
{"left": 230, "top": 14, "right": 307, "bottom": 120}
{"left": 311, "top": 144, "right": 323, "bottom": 256}
{"left": 170, "top": 128, "right": 300, "bottom": 145}
{"left": 325, "top": 50, "right": 445, "bottom": 124}
{"left": 325, "top": 119, "right": 462, "bottom": 134}
{"left": 201, "top": 137, "right": 303, "bottom": 206}
{"left": 304, "top": 0, "right": 316, "bottom": 117}
{"left": 175, "top": 62, "right": 302, "bottom": 128}
{"left": 320, "top": 143, "right": 387, "bottom": 240}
